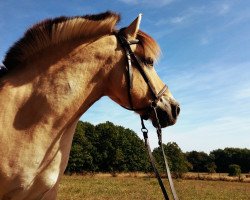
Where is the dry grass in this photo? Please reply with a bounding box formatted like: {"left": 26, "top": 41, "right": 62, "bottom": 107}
{"left": 183, "top": 172, "right": 250, "bottom": 182}
{"left": 58, "top": 174, "right": 250, "bottom": 200}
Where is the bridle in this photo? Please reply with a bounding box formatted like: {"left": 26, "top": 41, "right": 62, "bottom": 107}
{"left": 116, "top": 29, "right": 168, "bottom": 112}
{"left": 116, "top": 29, "right": 179, "bottom": 200}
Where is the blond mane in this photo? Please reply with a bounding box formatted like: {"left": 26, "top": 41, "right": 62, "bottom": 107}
{"left": 137, "top": 30, "right": 160, "bottom": 62}
{"left": 3, "top": 11, "right": 120, "bottom": 69}
{"left": 3, "top": 11, "right": 160, "bottom": 71}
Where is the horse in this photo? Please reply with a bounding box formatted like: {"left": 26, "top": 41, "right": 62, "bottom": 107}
{"left": 0, "top": 11, "right": 180, "bottom": 199}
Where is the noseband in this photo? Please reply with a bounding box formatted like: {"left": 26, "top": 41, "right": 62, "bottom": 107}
{"left": 116, "top": 30, "right": 179, "bottom": 200}
{"left": 116, "top": 29, "right": 167, "bottom": 112}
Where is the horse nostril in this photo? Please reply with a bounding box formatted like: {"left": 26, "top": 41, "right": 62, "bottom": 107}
{"left": 171, "top": 103, "right": 180, "bottom": 119}
{"left": 176, "top": 104, "right": 180, "bottom": 116}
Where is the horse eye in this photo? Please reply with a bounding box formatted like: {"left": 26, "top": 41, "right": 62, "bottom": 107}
{"left": 146, "top": 58, "right": 154, "bottom": 66}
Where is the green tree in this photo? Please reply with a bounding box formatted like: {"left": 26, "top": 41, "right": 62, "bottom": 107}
{"left": 211, "top": 148, "right": 250, "bottom": 173}
{"left": 66, "top": 121, "right": 150, "bottom": 173}
{"left": 205, "top": 162, "right": 217, "bottom": 174}
{"left": 228, "top": 164, "right": 241, "bottom": 176}
{"left": 186, "top": 151, "right": 213, "bottom": 172}
{"left": 66, "top": 121, "right": 95, "bottom": 173}
{"left": 93, "top": 122, "right": 150, "bottom": 172}
{"left": 153, "top": 142, "right": 190, "bottom": 178}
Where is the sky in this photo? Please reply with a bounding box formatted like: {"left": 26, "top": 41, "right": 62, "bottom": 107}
{"left": 0, "top": 0, "right": 249, "bottom": 153}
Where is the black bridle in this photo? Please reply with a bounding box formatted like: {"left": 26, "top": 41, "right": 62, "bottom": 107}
{"left": 116, "top": 30, "right": 179, "bottom": 200}
{"left": 116, "top": 29, "right": 167, "bottom": 111}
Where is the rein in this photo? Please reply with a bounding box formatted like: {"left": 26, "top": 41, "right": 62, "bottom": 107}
{"left": 116, "top": 30, "right": 179, "bottom": 200}
{"left": 141, "top": 109, "right": 179, "bottom": 200}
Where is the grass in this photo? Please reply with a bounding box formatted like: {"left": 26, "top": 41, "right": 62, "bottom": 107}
{"left": 58, "top": 174, "right": 250, "bottom": 200}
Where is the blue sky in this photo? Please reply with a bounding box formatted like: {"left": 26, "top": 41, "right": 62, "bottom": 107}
{"left": 0, "top": 0, "right": 249, "bottom": 153}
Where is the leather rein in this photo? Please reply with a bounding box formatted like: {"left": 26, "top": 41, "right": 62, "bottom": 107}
{"left": 116, "top": 30, "right": 179, "bottom": 200}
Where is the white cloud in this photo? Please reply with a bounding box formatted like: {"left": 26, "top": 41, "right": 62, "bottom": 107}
{"left": 234, "top": 87, "right": 250, "bottom": 100}
{"left": 169, "top": 16, "right": 185, "bottom": 24}
{"left": 166, "top": 61, "right": 250, "bottom": 93}
{"left": 217, "top": 3, "right": 231, "bottom": 15}
{"left": 154, "top": 1, "right": 247, "bottom": 39}
{"left": 155, "top": 16, "right": 186, "bottom": 26}
{"left": 200, "top": 37, "right": 210, "bottom": 45}
{"left": 164, "top": 61, "right": 250, "bottom": 137}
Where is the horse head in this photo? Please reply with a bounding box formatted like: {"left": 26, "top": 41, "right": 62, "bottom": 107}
{"left": 108, "top": 14, "right": 180, "bottom": 128}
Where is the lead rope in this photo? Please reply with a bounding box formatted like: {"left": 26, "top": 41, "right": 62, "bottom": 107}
{"left": 152, "top": 105, "right": 179, "bottom": 200}
{"left": 141, "top": 105, "right": 179, "bottom": 200}
{"left": 141, "top": 117, "right": 169, "bottom": 200}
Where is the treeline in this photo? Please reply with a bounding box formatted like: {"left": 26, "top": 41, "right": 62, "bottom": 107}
{"left": 66, "top": 121, "right": 150, "bottom": 173}
{"left": 65, "top": 121, "right": 250, "bottom": 175}
{"left": 186, "top": 148, "right": 250, "bottom": 173}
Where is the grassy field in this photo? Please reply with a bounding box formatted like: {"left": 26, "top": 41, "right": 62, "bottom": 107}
{"left": 58, "top": 174, "right": 250, "bottom": 200}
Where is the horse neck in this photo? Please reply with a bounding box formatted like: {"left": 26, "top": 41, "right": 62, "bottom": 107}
{"left": 4, "top": 35, "right": 118, "bottom": 135}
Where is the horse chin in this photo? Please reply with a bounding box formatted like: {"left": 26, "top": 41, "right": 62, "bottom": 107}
{"left": 151, "top": 107, "right": 177, "bottom": 128}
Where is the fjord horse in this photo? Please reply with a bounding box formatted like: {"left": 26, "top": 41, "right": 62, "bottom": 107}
{"left": 0, "top": 12, "right": 179, "bottom": 199}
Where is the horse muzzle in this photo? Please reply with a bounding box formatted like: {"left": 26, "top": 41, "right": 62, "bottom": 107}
{"left": 142, "top": 99, "right": 180, "bottom": 128}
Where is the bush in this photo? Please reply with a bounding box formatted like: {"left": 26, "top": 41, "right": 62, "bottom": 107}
{"left": 228, "top": 164, "right": 241, "bottom": 176}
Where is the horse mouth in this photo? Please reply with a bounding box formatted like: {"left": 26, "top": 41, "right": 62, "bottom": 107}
{"left": 141, "top": 107, "right": 177, "bottom": 128}
{"left": 156, "top": 108, "right": 177, "bottom": 128}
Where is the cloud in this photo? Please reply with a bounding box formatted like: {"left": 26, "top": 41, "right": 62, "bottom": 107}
{"left": 164, "top": 60, "right": 250, "bottom": 129}
{"left": 234, "top": 87, "right": 250, "bottom": 100}
{"left": 217, "top": 3, "right": 231, "bottom": 15}
{"left": 170, "top": 16, "right": 186, "bottom": 24}
{"left": 156, "top": 16, "right": 186, "bottom": 26}
{"left": 200, "top": 37, "right": 210, "bottom": 45}
{"left": 154, "top": 1, "right": 246, "bottom": 40}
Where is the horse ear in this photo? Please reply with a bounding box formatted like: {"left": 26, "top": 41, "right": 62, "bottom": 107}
{"left": 124, "top": 14, "right": 142, "bottom": 39}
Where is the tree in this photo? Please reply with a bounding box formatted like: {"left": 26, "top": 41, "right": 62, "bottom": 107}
{"left": 66, "top": 121, "right": 150, "bottom": 173}
{"left": 205, "top": 162, "right": 217, "bottom": 174}
{"left": 66, "top": 121, "right": 250, "bottom": 175}
{"left": 66, "top": 121, "right": 95, "bottom": 173}
{"left": 93, "top": 122, "right": 150, "bottom": 172}
{"left": 186, "top": 151, "right": 213, "bottom": 172}
{"left": 211, "top": 148, "right": 250, "bottom": 173}
{"left": 228, "top": 164, "right": 241, "bottom": 176}
{"left": 153, "top": 142, "right": 190, "bottom": 178}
